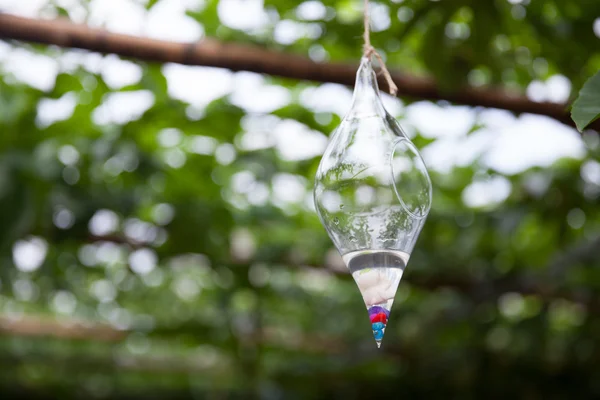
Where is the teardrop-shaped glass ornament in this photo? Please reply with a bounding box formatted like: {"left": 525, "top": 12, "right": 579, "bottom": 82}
{"left": 314, "top": 57, "right": 432, "bottom": 348}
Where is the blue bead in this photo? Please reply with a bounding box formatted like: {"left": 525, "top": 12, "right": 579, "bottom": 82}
{"left": 373, "top": 329, "right": 384, "bottom": 340}
{"left": 372, "top": 322, "right": 385, "bottom": 330}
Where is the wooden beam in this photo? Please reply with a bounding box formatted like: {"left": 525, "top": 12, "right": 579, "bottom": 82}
{"left": 0, "top": 13, "right": 592, "bottom": 130}
{"left": 0, "top": 315, "right": 126, "bottom": 341}
{"left": 0, "top": 314, "right": 344, "bottom": 354}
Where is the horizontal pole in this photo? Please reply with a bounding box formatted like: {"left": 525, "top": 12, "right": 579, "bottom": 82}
{"left": 0, "top": 13, "right": 593, "bottom": 130}
{"left": 0, "top": 315, "right": 125, "bottom": 341}
{"left": 0, "top": 314, "right": 344, "bottom": 354}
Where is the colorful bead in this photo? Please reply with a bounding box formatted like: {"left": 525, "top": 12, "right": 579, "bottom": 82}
{"left": 372, "top": 322, "right": 385, "bottom": 331}
{"left": 368, "top": 306, "right": 390, "bottom": 318}
{"left": 370, "top": 312, "right": 387, "bottom": 323}
{"left": 373, "top": 329, "right": 384, "bottom": 340}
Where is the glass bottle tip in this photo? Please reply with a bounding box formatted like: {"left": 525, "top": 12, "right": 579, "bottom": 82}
{"left": 373, "top": 328, "right": 385, "bottom": 346}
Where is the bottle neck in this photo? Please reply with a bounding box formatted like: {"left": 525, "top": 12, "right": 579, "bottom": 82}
{"left": 348, "top": 57, "right": 386, "bottom": 118}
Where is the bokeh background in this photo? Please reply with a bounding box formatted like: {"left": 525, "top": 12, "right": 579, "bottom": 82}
{"left": 0, "top": 0, "right": 600, "bottom": 398}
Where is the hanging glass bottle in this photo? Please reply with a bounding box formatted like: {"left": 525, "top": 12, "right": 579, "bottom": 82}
{"left": 313, "top": 57, "right": 432, "bottom": 347}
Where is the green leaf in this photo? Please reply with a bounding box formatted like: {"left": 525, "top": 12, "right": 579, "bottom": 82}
{"left": 571, "top": 69, "right": 600, "bottom": 131}
{"left": 145, "top": 0, "right": 161, "bottom": 9}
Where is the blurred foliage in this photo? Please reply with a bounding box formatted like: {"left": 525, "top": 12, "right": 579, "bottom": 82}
{"left": 0, "top": 0, "right": 599, "bottom": 399}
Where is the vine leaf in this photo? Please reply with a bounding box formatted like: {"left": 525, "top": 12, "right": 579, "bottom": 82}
{"left": 571, "top": 70, "right": 600, "bottom": 132}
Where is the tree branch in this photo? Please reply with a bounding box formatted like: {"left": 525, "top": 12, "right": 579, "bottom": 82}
{"left": 0, "top": 315, "right": 126, "bottom": 341}
{"left": 0, "top": 314, "right": 344, "bottom": 354}
{"left": 0, "top": 13, "right": 594, "bottom": 130}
